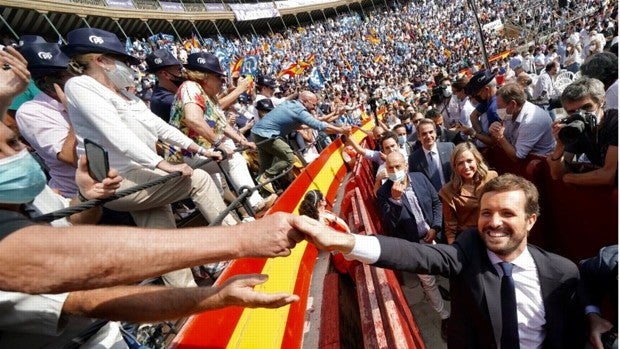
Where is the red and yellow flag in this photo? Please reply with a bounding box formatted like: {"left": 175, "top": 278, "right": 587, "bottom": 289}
{"left": 231, "top": 56, "right": 244, "bottom": 76}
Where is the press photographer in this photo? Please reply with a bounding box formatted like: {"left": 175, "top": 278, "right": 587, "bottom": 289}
{"left": 548, "top": 77, "right": 618, "bottom": 186}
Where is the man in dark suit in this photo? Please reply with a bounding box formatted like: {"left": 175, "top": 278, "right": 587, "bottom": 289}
{"left": 579, "top": 245, "right": 618, "bottom": 349}
{"left": 376, "top": 151, "right": 450, "bottom": 338}
{"left": 302, "top": 173, "right": 585, "bottom": 348}
{"left": 408, "top": 118, "right": 455, "bottom": 192}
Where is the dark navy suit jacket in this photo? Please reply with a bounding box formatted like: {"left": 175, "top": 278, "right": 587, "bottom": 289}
{"left": 376, "top": 172, "right": 442, "bottom": 243}
{"left": 408, "top": 141, "right": 455, "bottom": 191}
{"left": 373, "top": 230, "right": 586, "bottom": 348}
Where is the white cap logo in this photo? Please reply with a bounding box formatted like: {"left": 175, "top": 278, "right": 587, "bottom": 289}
{"left": 154, "top": 58, "right": 163, "bottom": 64}
{"left": 38, "top": 51, "right": 53, "bottom": 60}
{"left": 89, "top": 35, "right": 104, "bottom": 45}
{"left": 477, "top": 75, "right": 487, "bottom": 83}
{"left": 197, "top": 57, "right": 207, "bottom": 64}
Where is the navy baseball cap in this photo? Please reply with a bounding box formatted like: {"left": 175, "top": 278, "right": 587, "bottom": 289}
{"left": 18, "top": 35, "right": 47, "bottom": 46}
{"left": 20, "top": 43, "right": 70, "bottom": 78}
{"left": 256, "top": 75, "right": 276, "bottom": 88}
{"left": 61, "top": 28, "right": 140, "bottom": 65}
{"left": 185, "top": 52, "right": 225, "bottom": 76}
{"left": 145, "top": 49, "right": 181, "bottom": 72}
{"left": 255, "top": 98, "right": 275, "bottom": 112}
{"left": 465, "top": 70, "right": 496, "bottom": 96}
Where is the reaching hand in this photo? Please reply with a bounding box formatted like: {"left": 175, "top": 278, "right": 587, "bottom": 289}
{"left": 239, "top": 213, "right": 307, "bottom": 258}
{"left": 216, "top": 274, "right": 299, "bottom": 309}
{"left": 241, "top": 139, "right": 257, "bottom": 150}
{"left": 158, "top": 161, "right": 193, "bottom": 176}
{"left": 76, "top": 155, "right": 123, "bottom": 200}
{"left": 292, "top": 215, "right": 356, "bottom": 253}
{"left": 0, "top": 47, "right": 30, "bottom": 104}
{"left": 587, "top": 313, "right": 614, "bottom": 349}
{"left": 204, "top": 148, "right": 223, "bottom": 161}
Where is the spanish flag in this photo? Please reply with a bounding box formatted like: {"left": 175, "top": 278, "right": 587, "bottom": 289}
{"left": 278, "top": 62, "right": 299, "bottom": 78}
{"left": 231, "top": 56, "right": 243, "bottom": 76}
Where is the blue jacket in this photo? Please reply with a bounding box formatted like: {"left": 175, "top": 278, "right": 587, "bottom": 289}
{"left": 376, "top": 172, "right": 442, "bottom": 243}
{"left": 251, "top": 100, "right": 326, "bottom": 138}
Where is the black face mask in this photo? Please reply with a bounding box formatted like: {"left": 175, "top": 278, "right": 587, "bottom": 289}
{"left": 169, "top": 75, "right": 185, "bottom": 87}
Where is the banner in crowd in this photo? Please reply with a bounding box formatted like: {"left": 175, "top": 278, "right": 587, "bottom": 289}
{"left": 240, "top": 55, "right": 259, "bottom": 76}
{"left": 159, "top": 1, "right": 184, "bottom": 11}
{"left": 229, "top": 3, "right": 280, "bottom": 21}
{"left": 204, "top": 3, "right": 227, "bottom": 12}
{"left": 274, "top": 0, "right": 336, "bottom": 9}
{"left": 105, "top": 0, "right": 134, "bottom": 9}
{"left": 483, "top": 19, "right": 504, "bottom": 33}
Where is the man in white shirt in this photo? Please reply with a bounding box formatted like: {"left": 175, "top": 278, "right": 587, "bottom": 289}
{"left": 301, "top": 174, "right": 585, "bottom": 348}
{"left": 16, "top": 42, "right": 78, "bottom": 198}
{"left": 489, "top": 83, "right": 556, "bottom": 161}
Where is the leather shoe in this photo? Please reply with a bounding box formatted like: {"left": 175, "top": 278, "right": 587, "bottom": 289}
{"left": 256, "top": 174, "right": 276, "bottom": 194}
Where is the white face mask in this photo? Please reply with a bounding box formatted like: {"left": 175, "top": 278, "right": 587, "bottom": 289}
{"left": 442, "top": 86, "right": 452, "bottom": 98}
{"left": 388, "top": 170, "right": 406, "bottom": 183}
{"left": 104, "top": 59, "right": 136, "bottom": 90}
{"left": 497, "top": 107, "right": 511, "bottom": 121}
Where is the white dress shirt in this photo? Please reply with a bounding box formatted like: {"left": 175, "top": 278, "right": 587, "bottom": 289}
{"left": 488, "top": 249, "right": 546, "bottom": 349}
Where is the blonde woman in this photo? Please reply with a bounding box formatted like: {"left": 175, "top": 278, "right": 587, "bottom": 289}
{"left": 438, "top": 142, "right": 498, "bottom": 244}
{"left": 167, "top": 52, "right": 276, "bottom": 215}
{"left": 62, "top": 28, "right": 235, "bottom": 285}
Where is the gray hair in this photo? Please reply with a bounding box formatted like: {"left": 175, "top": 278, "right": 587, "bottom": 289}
{"left": 561, "top": 77, "right": 606, "bottom": 107}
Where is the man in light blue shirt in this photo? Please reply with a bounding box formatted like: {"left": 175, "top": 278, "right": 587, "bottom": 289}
{"left": 251, "top": 91, "right": 350, "bottom": 190}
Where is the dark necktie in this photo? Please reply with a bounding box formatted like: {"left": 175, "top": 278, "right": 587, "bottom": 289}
{"left": 499, "top": 262, "right": 520, "bottom": 349}
{"left": 427, "top": 151, "right": 442, "bottom": 190}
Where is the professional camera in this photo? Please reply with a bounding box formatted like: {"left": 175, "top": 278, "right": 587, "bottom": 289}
{"left": 430, "top": 85, "right": 446, "bottom": 105}
{"left": 558, "top": 110, "right": 598, "bottom": 145}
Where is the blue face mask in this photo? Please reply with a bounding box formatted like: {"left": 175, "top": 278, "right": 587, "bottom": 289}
{"left": 388, "top": 170, "right": 406, "bottom": 183}
{"left": 405, "top": 124, "right": 413, "bottom": 133}
{"left": 397, "top": 135, "right": 407, "bottom": 146}
{"left": 0, "top": 149, "right": 47, "bottom": 204}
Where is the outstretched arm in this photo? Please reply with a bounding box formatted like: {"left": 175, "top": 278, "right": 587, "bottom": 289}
{"left": 0, "top": 213, "right": 306, "bottom": 294}
{"left": 63, "top": 274, "right": 298, "bottom": 322}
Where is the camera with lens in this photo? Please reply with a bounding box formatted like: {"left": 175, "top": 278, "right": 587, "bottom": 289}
{"left": 430, "top": 85, "right": 445, "bottom": 105}
{"left": 558, "top": 110, "right": 598, "bottom": 145}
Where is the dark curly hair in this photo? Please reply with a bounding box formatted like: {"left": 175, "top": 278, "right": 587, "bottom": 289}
{"left": 298, "top": 190, "right": 323, "bottom": 219}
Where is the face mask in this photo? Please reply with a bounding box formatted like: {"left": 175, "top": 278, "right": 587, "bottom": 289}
{"left": 497, "top": 107, "right": 510, "bottom": 120}
{"left": 397, "top": 135, "right": 407, "bottom": 146}
{"left": 388, "top": 170, "right": 406, "bottom": 183}
{"left": 104, "top": 60, "right": 136, "bottom": 90}
{"left": 169, "top": 75, "right": 185, "bottom": 87}
{"left": 442, "top": 86, "right": 452, "bottom": 98}
{"left": 405, "top": 124, "right": 413, "bottom": 133}
{"left": 0, "top": 149, "right": 46, "bottom": 204}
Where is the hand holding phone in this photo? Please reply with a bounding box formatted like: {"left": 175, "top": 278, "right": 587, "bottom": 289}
{"left": 84, "top": 139, "right": 110, "bottom": 182}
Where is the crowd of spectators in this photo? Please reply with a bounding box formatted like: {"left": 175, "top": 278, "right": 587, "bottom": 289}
{"left": 0, "top": 0, "right": 617, "bottom": 347}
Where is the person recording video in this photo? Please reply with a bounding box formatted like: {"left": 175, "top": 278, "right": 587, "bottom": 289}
{"left": 547, "top": 77, "right": 618, "bottom": 186}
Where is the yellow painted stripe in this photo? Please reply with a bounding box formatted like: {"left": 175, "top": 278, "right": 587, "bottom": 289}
{"left": 226, "top": 126, "right": 370, "bottom": 349}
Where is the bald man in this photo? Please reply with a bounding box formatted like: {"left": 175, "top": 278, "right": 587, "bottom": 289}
{"left": 251, "top": 91, "right": 350, "bottom": 190}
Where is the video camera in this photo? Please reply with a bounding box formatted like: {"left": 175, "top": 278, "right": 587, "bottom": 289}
{"left": 558, "top": 110, "right": 598, "bottom": 145}
{"left": 430, "top": 85, "right": 446, "bottom": 105}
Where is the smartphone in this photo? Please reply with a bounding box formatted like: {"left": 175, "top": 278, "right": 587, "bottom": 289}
{"left": 84, "top": 139, "right": 110, "bottom": 182}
